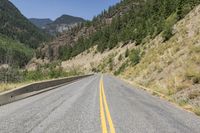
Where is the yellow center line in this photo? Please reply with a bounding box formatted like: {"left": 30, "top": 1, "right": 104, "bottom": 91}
{"left": 99, "top": 75, "right": 116, "bottom": 133}
{"left": 99, "top": 76, "right": 108, "bottom": 133}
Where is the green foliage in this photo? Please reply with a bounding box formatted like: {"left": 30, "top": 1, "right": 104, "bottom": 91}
{"left": 185, "top": 70, "right": 200, "bottom": 84}
{"left": 114, "top": 61, "right": 128, "bottom": 76}
{"left": 125, "top": 48, "right": 129, "bottom": 58}
{"left": 129, "top": 49, "right": 141, "bottom": 65}
{"left": 57, "top": 0, "right": 200, "bottom": 61}
{"left": 23, "top": 68, "right": 44, "bottom": 81}
{"left": 23, "top": 66, "right": 81, "bottom": 82}
{"left": 162, "top": 26, "right": 173, "bottom": 42}
{"left": 0, "top": 67, "right": 23, "bottom": 83}
{"left": 162, "top": 13, "right": 178, "bottom": 41}
{"left": 108, "top": 57, "right": 114, "bottom": 71}
{"left": 0, "top": 35, "right": 33, "bottom": 67}
{"left": 0, "top": 63, "right": 82, "bottom": 83}
{"left": 118, "top": 54, "right": 123, "bottom": 61}
{"left": 0, "top": 0, "right": 50, "bottom": 49}
{"left": 53, "top": 15, "right": 85, "bottom": 25}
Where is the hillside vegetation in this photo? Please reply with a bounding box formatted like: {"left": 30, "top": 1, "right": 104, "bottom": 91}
{"left": 0, "top": 35, "right": 33, "bottom": 67}
{"left": 40, "top": 0, "right": 200, "bottom": 61}
{"left": 43, "top": 15, "right": 85, "bottom": 35}
{"left": 120, "top": 5, "right": 200, "bottom": 115}
{"left": 34, "top": 0, "right": 200, "bottom": 115}
{"left": 0, "top": 0, "right": 50, "bottom": 48}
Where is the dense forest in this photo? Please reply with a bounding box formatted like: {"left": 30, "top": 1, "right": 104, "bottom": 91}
{"left": 0, "top": 0, "right": 51, "bottom": 68}
{"left": 0, "top": 0, "right": 50, "bottom": 49}
{"left": 0, "top": 34, "right": 33, "bottom": 67}
{"left": 58, "top": 0, "right": 200, "bottom": 60}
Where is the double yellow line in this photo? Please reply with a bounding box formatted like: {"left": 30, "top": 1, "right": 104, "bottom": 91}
{"left": 99, "top": 75, "right": 116, "bottom": 133}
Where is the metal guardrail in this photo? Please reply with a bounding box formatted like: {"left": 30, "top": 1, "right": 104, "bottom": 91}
{"left": 0, "top": 74, "right": 93, "bottom": 106}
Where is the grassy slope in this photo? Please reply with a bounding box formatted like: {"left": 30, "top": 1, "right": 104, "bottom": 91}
{"left": 122, "top": 5, "right": 200, "bottom": 115}
{"left": 57, "top": 4, "right": 200, "bottom": 115}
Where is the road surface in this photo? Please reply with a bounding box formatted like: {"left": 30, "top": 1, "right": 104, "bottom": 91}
{"left": 0, "top": 74, "right": 200, "bottom": 133}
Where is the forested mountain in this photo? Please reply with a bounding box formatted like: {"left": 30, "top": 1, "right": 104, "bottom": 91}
{"left": 0, "top": 0, "right": 50, "bottom": 49}
{"left": 38, "top": 0, "right": 200, "bottom": 60}
{"left": 30, "top": 15, "right": 85, "bottom": 35}
{"left": 0, "top": 0, "right": 51, "bottom": 67}
{"left": 0, "top": 34, "right": 33, "bottom": 67}
{"left": 53, "top": 15, "right": 85, "bottom": 25}
{"left": 29, "top": 18, "right": 53, "bottom": 29}
{"left": 43, "top": 15, "right": 85, "bottom": 35}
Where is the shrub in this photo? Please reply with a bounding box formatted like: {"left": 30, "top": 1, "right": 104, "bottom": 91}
{"left": 0, "top": 67, "right": 23, "bottom": 83}
{"left": 162, "top": 26, "right": 173, "bottom": 42}
{"left": 129, "top": 49, "right": 141, "bottom": 65}
{"left": 125, "top": 48, "right": 129, "bottom": 58}
{"left": 108, "top": 57, "right": 114, "bottom": 71}
{"left": 118, "top": 54, "right": 123, "bottom": 61}
{"left": 162, "top": 13, "right": 178, "bottom": 42}
{"left": 185, "top": 70, "right": 200, "bottom": 84}
{"left": 114, "top": 61, "right": 128, "bottom": 75}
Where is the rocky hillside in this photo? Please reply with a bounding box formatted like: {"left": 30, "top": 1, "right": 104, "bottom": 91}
{"left": 30, "top": 15, "right": 85, "bottom": 35}
{"left": 37, "top": 0, "right": 199, "bottom": 61}
{"left": 36, "top": 0, "right": 135, "bottom": 60}
{"left": 122, "top": 5, "right": 200, "bottom": 113}
{"left": 32, "top": 3, "right": 200, "bottom": 115}
{"left": 31, "top": 0, "right": 200, "bottom": 114}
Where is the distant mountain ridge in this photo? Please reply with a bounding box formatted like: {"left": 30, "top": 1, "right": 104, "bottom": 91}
{"left": 29, "top": 18, "right": 53, "bottom": 29}
{"left": 29, "top": 15, "right": 85, "bottom": 35}
{"left": 0, "top": 0, "right": 50, "bottom": 67}
{"left": 53, "top": 15, "right": 85, "bottom": 25}
{"left": 0, "top": 0, "right": 49, "bottom": 49}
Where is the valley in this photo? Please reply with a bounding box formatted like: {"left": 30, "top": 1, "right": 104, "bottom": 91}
{"left": 0, "top": 0, "right": 200, "bottom": 130}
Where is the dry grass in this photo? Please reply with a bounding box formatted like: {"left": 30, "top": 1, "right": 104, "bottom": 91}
{"left": 121, "top": 5, "right": 200, "bottom": 116}
{"left": 123, "top": 5, "right": 200, "bottom": 95}
{"left": 0, "top": 82, "right": 31, "bottom": 93}
{"left": 193, "top": 107, "right": 200, "bottom": 116}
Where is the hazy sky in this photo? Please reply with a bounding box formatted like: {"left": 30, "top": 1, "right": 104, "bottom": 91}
{"left": 10, "top": 0, "right": 121, "bottom": 20}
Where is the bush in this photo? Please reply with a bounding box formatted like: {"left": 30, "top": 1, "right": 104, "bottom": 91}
{"left": 185, "top": 70, "right": 200, "bottom": 84}
{"left": 129, "top": 49, "right": 141, "bottom": 65}
{"left": 114, "top": 62, "right": 128, "bottom": 75}
{"left": 125, "top": 48, "right": 129, "bottom": 58}
{"left": 162, "top": 26, "right": 173, "bottom": 42}
{"left": 0, "top": 67, "right": 23, "bottom": 83}
{"left": 162, "top": 13, "right": 178, "bottom": 42}
{"left": 23, "top": 68, "right": 44, "bottom": 81}
{"left": 118, "top": 54, "right": 123, "bottom": 61}
{"left": 108, "top": 57, "right": 114, "bottom": 71}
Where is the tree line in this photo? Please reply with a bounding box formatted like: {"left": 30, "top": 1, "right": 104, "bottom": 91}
{"left": 58, "top": 0, "right": 200, "bottom": 60}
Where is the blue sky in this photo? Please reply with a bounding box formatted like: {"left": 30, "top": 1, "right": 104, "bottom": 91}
{"left": 10, "top": 0, "right": 121, "bottom": 20}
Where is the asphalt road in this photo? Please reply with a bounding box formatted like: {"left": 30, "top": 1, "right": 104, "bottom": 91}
{"left": 0, "top": 74, "right": 200, "bottom": 133}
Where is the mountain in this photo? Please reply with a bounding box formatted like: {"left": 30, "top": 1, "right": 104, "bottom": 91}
{"left": 38, "top": 0, "right": 200, "bottom": 60}
{"left": 0, "top": 0, "right": 50, "bottom": 49}
{"left": 0, "top": 0, "right": 51, "bottom": 67}
{"left": 43, "top": 15, "right": 85, "bottom": 35}
{"left": 29, "top": 18, "right": 53, "bottom": 29}
{"left": 53, "top": 15, "right": 85, "bottom": 25}
{"left": 34, "top": 0, "right": 200, "bottom": 113}
{"left": 30, "top": 15, "right": 85, "bottom": 35}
